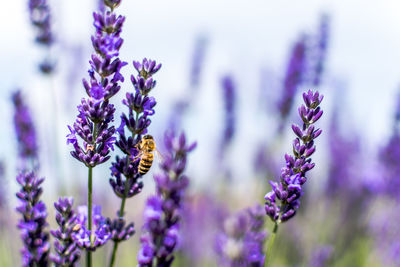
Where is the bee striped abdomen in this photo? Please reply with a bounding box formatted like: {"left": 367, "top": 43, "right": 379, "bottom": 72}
{"left": 138, "top": 153, "right": 154, "bottom": 175}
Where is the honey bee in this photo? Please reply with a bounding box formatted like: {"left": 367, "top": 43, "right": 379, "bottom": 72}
{"left": 134, "top": 135, "right": 157, "bottom": 175}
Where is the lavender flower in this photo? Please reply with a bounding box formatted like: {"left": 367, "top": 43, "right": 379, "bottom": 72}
{"left": 137, "top": 131, "right": 196, "bottom": 267}
{"left": 107, "top": 58, "right": 161, "bottom": 267}
{"left": 309, "top": 245, "right": 333, "bottom": 267}
{"left": 190, "top": 36, "right": 208, "bottom": 88}
{"left": 220, "top": 75, "right": 236, "bottom": 153}
{"left": 12, "top": 90, "right": 38, "bottom": 167}
{"left": 67, "top": 1, "right": 127, "bottom": 168}
{"left": 50, "top": 197, "right": 81, "bottom": 266}
{"left": 325, "top": 111, "right": 360, "bottom": 197}
{"left": 310, "top": 14, "right": 330, "bottom": 87}
{"left": 28, "top": 0, "right": 54, "bottom": 73}
{"left": 16, "top": 172, "right": 50, "bottom": 266}
{"left": 215, "top": 205, "right": 266, "bottom": 267}
{"left": 110, "top": 58, "right": 161, "bottom": 198}
{"left": 265, "top": 90, "right": 323, "bottom": 223}
{"left": 0, "top": 161, "right": 6, "bottom": 214}
{"left": 277, "top": 36, "right": 307, "bottom": 126}
{"left": 71, "top": 205, "right": 111, "bottom": 251}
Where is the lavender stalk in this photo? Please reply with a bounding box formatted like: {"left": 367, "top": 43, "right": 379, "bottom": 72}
{"left": 28, "top": 0, "right": 54, "bottom": 73}
{"left": 16, "top": 172, "right": 50, "bottom": 266}
{"left": 66, "top": 1, "right": 126, "bottom": 265}
{"left": 137, "top": 131, "right": 196, "bottom": 267}
{"left": 50, "top": 197, "right": 81, "bottom": 266}
{"left": 264, "top": 90, "right": 323, "bottom": 265}
{"left": 12, "top": 90, "right": 39, "bottom": 170}
{"left": 108, "top": 58, "right": 161, "bottom": 267}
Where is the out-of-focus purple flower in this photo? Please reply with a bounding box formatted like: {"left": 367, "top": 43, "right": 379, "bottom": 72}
{"left": 309, "top": 245, "right": 333, "bottom": 267}
{"left": 309, "top": 14, "right": 330, "bottom": 87}
{"left": 325, "top": 111, "right": 361, "bottom": 197}
{"left": 50, "top": 197, "right": 81, "bottom": 266}
{"left": 71, "top": 205, "right": 111, "bottom": 251}
{"left": 277, "top": 36, "right": 307, "bottom": 126}
{"left": 220, "top": 75, "right": 236, "bottom": 152}
{"left": 16, "top": 172, "right": 50, "bottom": 266}
{"left": 190, "top": 36, "right": 208, "bottom": 88}
{"left": 28, "top": 0, "right": 54, "bottom": 73}
{"left": 215, "top": 204, "right": 267, "bottom": 267}
{"left": 180, "top": 194, "right": 228, "bottom": 265}
{"left": 265, "top": 90, "right": 323, "bottom": 223}
{"left": 0, "top": 161, "right": 6, "bottom": 215}
{"left": 137, "top": 131, "right": 196, "bottom": 267}
{"left": 12, "top": 91, "right": 38, "bottom": 166}
{"left": 67, "top": 2, "right": 127, "bottom": 168}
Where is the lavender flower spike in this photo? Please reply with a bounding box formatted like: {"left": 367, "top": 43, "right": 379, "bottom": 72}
{"left": 137, "top": 131, "right": 196, "bottom": 267}
{"left": 28, "top": 0, "right": 54, "bottom": 73}
{"left": 12, "top": 90, "right": 38, "bottom": 167}
{"left": 67, "top": 0, "right": 127, "bottom": 168}
{"left": 215, "top": 204, "right": 266, "bottom": 267}
{"left": 16, "top": 172, "right": 50, "bottom": 267}
{"left": 50, "top": 197, "right": 81, "bottom": 267}
{"left": 66, "top": 1, "right": 126, "bottom": 265}
{"left": 277, "top": 36, "right": 307, "bottom": 128}
{"left": 265, "top": 90, "right": 323, "bottom": 223}
{"left": 108, "top": 59, "right": 161, "bottom": 267}
{"left": 71, "top": 205, "right": 111, "bottom": 251}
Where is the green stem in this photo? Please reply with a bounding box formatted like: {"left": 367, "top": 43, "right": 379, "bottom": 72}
{"left": 108, "top": 181, "right": 129, "bottom": 267}
{"left": 265, "top": 222, "right": 279, "bottom": 267}
{"left": 87, "top": 166, "right": 93, "bottom": 267}
{"left": 108, "top": 110, "right": 138, "bottom": 267}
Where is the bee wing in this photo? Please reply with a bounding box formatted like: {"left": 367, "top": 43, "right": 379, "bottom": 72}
{"left": 155, "top": 148, "right": 164, "bottom": 163}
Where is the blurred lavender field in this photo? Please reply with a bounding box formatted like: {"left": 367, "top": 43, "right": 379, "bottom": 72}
{"left": 1, "top": 0, "right": 400, "bottom": 266}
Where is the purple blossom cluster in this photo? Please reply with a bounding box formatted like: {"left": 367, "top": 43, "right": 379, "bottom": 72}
{"left": 28, "top": 0, "right": 54, "bottom": 73}
{"left": 50, "top": 197, "right": 81, "bottom": 266}
{"left": 220, "top": 75, "right": 236, "bottom": 152}
{"left": 310, "top": 15, "right": 330, "bottom": 86}
{"left": 215, "top": 205, "right": 267, "bottom": 267}
{"left": 12, "top": 91, "right": 38, "bottom": 166}
{"left": 66, "top": 1, "right": 127, "bottom": 167}
{"left": 265, "top": 90, "right": 323, "bottom": 223}
{"left": 16, "top": 172, "right": 50, "bottom": 267}
{"left": 110, "top": 58, "right": 161, "bottom": 198}
{"left": 277, "top": 36, "right": 307, "bottom": 123}
{"left": 71, "top": 205, "right": 111, "bottom": 250}
{"left": 137, "top": 132, "right": 196, "bottom": 267}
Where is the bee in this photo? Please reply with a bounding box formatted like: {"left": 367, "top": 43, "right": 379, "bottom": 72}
{"left": 134, "top": 135, "right": 157, "bottom": 175}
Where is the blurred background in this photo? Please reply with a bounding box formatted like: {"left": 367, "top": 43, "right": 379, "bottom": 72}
{"left": 2, "top": 0, "right": 400, "bottom": 266}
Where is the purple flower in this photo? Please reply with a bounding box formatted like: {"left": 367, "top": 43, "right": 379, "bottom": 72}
{"left": 28, "top": 0, "right": 54, "bottom": 73}
{"left": 309, "top": 14, "right": 330, "bottom": 87}
{"left": 137, "top": 131, "right": 196, "bottom": 267}
{"left": 309, "top": 245, "right": 333, "bottom": 267}
{"left": 265, "top": 90, "right": 323, "bottom": 223}
{"left": 106, "top": 212, "right": 135, "bottom": 243}
{"left": 67, "top": 1, "right": 127, "bottom": 167}
{"left": 277, "top": 36, "right": 307, "bottom": 126}
{"left": 12, "top": 91, "right": 38, "bottom": 167}
{"left": 110, "top": 59, "right": 161, "bottom": 198}
{"left": 71, "top": 205, "right": 111, "bottom": 251}
{"left": 220, "top": 75, "right": 236, "bottom": 154}
{"left": 50, "top": 197, "right": 81, "bottom": 266}
{"left": 16, "top": 172, "right": 50, "bottom": 267}
{"left": 215, "top": 205, "right": 266, "bottom": 267}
